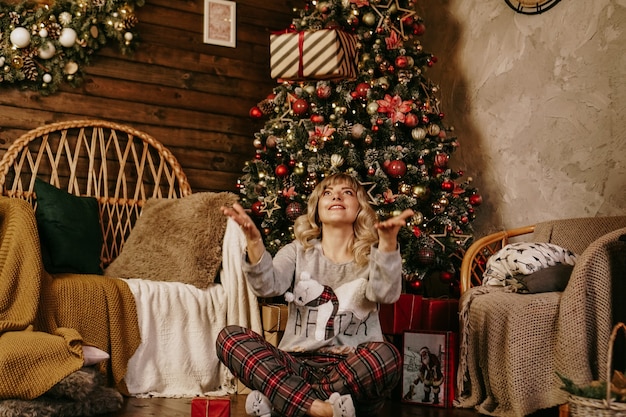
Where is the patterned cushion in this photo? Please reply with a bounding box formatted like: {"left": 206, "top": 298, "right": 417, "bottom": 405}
{"left": 482, "top": 242, "right": 577, "bottom": 286}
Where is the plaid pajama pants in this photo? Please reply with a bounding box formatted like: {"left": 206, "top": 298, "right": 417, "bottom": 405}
{"left": 216, "top": 325, "right": 401, "bottom": 417}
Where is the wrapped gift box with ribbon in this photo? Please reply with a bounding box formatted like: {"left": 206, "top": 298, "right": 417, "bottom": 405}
{"left": 261, "top": 303, "right": 288, "bottom": 346}
{"left": 379, "top": 294, "right": 423, "bottom": 335}
{"left": 270, "top": 29, "right": 359, "bottom": 81}
{"left": 190, "top": 397, "right": 230, "bottom": 417}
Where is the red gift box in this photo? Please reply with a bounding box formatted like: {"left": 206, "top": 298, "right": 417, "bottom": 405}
{"left": 191, "top": 398, "right": 230, "bottom": 417}
{"left": 421, "top": 298, "right": 459, "bottom": 332}
{"left": 379, "top": 294, "right": 422, "bottom": 335}
{"left": 270, "top": 29, "right": 358, "bottom": 81}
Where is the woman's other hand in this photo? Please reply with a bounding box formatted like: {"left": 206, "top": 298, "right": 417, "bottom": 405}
{"left": 221, "top": 202, "right": 265, "bottom": 263}
{"left": 375, "top": 209, "right": 414, "bottom": 252}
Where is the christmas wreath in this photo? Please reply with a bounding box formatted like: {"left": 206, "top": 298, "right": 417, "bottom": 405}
{"left": 0, "top": 0, "right": 143, "bottom": 94}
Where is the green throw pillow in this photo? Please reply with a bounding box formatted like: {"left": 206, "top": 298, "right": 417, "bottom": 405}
{"left": 34, "top": 178, "right": 103, "bottom": 275}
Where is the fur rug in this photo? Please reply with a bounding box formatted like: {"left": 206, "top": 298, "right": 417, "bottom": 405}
{"left": 0, "top": 367, "right": 123, "bottom": 417}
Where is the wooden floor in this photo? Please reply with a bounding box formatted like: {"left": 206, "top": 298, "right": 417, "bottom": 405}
{"left": 104, "top": 395, "right": 560, "bottom": 416}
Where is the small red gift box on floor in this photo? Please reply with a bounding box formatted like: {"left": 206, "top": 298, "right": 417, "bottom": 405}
{"left": 421, "top": 297, "right": 459, "bottom": 332}
{"left": 379, "top": 294, "right": 423, "bottom": 335}
{"left": 191, "top": 397, "right": 230, "bottom": 417}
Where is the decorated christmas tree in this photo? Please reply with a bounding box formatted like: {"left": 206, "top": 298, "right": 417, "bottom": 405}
{"left": 239, "top": 0, "right": 482, "bottom": 296}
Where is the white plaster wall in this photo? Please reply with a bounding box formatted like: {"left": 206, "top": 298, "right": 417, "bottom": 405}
{"left": 417, "top": 0, "right": 626, "bottom": 237}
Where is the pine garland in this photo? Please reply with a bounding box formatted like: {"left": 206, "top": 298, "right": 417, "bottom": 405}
{"left": 0, "top": 0, "right": 144, "bottom": 94}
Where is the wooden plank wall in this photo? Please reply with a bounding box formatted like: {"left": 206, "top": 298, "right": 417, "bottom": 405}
{"left": 0, "top": 0, "right": 298, "bottom": 193}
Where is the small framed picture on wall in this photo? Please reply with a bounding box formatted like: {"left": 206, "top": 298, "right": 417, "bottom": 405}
{"left": 401, "top": 330, "right": 457, "bottom": 408}
{"left": 203, "top": 0, "right": 236, "bottom": 48}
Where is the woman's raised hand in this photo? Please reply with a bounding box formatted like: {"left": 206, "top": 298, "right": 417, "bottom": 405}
{"left": 220, "top": 202, "right": 263, "bottom": 243}
{"left": 375, "top": 209, "right": 415, "bottom": 252}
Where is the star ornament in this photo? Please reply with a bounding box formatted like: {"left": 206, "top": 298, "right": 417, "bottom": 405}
{"left": 371, "top": 0, "right": 395, "bottom": 31}
{"left": 395, "top": 0, "right": 417, "bottom": 38}
{"left": 428, "top": 230, "right": 448, "bottom": 250}
{"left": 359, "top": 181, "right": 379, "bottom": 206}
{"left": 452, "top": 232, "right": 472, "bottom": 247}
{"left": 260, "top": 195, "right": 282, "bottom": 217}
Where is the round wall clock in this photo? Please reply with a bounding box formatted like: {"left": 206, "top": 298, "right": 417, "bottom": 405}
{"left": 504, "top": 0, "right": 562, "bottom": 14}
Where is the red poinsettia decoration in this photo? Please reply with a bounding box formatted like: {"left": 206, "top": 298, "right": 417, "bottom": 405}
{"left": 376, "top": 94, "right": 413, "bottom": 123}
{"left": 385, "top": 30, "right": 402, "bottom": 50}
{"left": 309, "top": 125, "right": 336, "bottom": 141}
{"left": 282, "top": 186, "right": 297, "bottom": 199}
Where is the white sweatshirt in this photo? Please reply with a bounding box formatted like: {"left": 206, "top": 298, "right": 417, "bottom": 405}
{"left": 242, "top": 239, "right": 402, "bottom": 352}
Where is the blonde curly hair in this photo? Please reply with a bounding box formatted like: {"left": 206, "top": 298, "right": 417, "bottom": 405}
{"left": 293, "top": 173, "right": 379, "bottom": 266}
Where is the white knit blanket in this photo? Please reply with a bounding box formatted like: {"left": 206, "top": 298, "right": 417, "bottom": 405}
{"left": 122, "top": 219, "right": 262, "bottom": 397}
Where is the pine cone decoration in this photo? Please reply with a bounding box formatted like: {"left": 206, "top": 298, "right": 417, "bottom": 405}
{"left": 22, "top": 57, "right": 38, "bottom": 82}
{"left": 47, "top": 22, "right": 62, "bottom": 40}
{"left": 9, "top": 11, "right": 20, "bottom": 25}
{"left": 23, "top": 47, "right": 38, "bottom": 59}
{"left": 124, "top": 15, "right": 138, "bottom": 29}
{"left": 257, "top": 99, "right": 276, "bottom": 115}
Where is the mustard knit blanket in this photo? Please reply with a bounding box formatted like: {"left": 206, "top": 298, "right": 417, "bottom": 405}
{"left": 0, "top": 197, "right": 141, "bottom": 399}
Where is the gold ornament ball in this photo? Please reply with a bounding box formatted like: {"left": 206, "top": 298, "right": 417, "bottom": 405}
{"left": 439, "top": 197, "right": 449, "bottom": 206}
{"left": 411, "top": 211, "right": 424, "bottom": 225}
{"left": 431, "top": 202, "right": 443, "bottom": 213}
{"left": 399, "top": 182, "right": 412, "bottom": 195}
{"left": 366, "top": 102, "right": 379, "bottom": 115}
{"left": 363, "top": 12, "right": 376, "bottom": 26}
{"left": 412, "top": 185, "right": 428, "bottom": 198}
{"left": 427, "top": 124, "right": 441, "bottom": 136}
{"left": 330, "top": 154, "right": 344, "bottom": 167}
{"left": 411, "top": 127, "right": 427, "bottom": 141}
{"left": 12, "top": 56, "right": 24, "bottom": 69}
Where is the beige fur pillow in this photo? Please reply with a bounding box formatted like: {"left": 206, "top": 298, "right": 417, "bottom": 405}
{"left": 104, "top": 192, "right": 238, "bottom": 288}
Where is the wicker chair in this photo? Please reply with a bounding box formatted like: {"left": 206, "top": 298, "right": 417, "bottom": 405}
{"left": 457, "top": 217, "right": 626, "bottom": 416}
{"left": 0, "top": 119, "right": 192, "bottom": 267}
{"left": 0, "top": 120, "right": 261, "bottom": 397}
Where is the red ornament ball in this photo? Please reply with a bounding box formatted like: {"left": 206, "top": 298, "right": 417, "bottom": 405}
{"left": 413, "top": 22, "right": 426, "bottom": 36}
{"left": 316, "top": 85, "right": 332, "bottom": 99}
{"left": 408, "top": 279, "right": 422, "bottom": 292}
{"left": 275, "top": 164, "right": 289, "bottom": 177}
{"left": 404, "top": 112, "right": 419, "bottom": 127}
{"left": 285, "top": 202, "right": 303, "bottom": 221}
{"left": 250, "top": 201, "right": 264, "bottom": 217}
{"left": 249, "top": 106, "right": 263, "bottom": 119}
{"left": 441, "top": 180, "right": 455, "bottom": 192}
{"left": 469, "top": 194, "right": 483, "bottom": 206}
{"left": 310, "top": 114, "right": 325, "bottom": 124}
{"left": 395, "top": 56, "right": 409, "bottom": 69}
{"left": 416, "top": 247, "right": 436, "bottom": 266}
{"left": 355, "top": 82, "right": 370, "bottom": 98}
{"left": 439, "top": 271, "right": 454, "bottom": 283}
{"left": 386, "top": 160, "right": 407, "bottom": 178}
{"left": 434, "top": 153, "right": 449, "bottom": 167}
{"left": 292, "top": 99, "right": 309, "bottom": 115}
